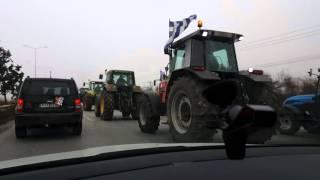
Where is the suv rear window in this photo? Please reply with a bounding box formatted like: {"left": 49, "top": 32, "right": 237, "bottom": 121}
{"left": 22, "top": 80, "right": 77, "bottom": 96}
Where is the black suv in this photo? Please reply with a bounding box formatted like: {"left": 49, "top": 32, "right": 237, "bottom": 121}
{"left": 15, "top": 77, "right": 82, "bottom": 138}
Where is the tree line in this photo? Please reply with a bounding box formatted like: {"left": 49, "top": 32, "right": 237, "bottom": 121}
{"left": 0, "top": 47, "right": 24, "bottom": 104}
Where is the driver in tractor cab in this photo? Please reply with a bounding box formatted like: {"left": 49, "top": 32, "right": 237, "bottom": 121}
{"left": 94, "top": 84, "right": 101, "bottom": 92}
{"left": 117, "top": 75, "right": 127, "bottom": 86}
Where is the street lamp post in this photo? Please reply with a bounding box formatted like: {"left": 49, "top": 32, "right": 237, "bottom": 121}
{"left": 23, "top": 45, "right": 48, "bottom": 78}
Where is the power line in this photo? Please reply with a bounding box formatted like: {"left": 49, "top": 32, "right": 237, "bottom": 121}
{"left": 239, "top": 24, "right": 320, "bottom": 46}
{"left": 245, "top": 54, "right": 320, "bottom": 69}
{"left": 238, "top": 30, "right": 320, "bottom": 50}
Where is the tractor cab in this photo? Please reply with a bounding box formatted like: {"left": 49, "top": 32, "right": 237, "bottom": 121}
{"left": 104, "top": 70, "right": 136, "bottom": 87}
{"left": 168, "top": 29, "right": 242, "bottom": 75}
{"left": 89, "top": 81, "right": 104, "bottom": 92}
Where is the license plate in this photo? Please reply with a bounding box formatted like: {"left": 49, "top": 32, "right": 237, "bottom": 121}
{"left": 39, "top": 103, "right": 59, "bottom": 108}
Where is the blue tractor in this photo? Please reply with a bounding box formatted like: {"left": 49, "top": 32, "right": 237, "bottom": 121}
{"left": 278, "top": 68, "right": 320, "bottom": 135}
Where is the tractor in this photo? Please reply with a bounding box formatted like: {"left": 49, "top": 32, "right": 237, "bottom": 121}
{"left": 136, "top": 22, "right": 277, "bottom": 159}
{"left": 82, "top": 81, "right": 104, "bottom": 111}
{"left": 277, "top": 68, "right": 320, "bottom": 135}
{"left": 95, "top": 70, "right": 142, "bottom": 120}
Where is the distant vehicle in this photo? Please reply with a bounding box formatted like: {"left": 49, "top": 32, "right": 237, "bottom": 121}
{"left": 278, "top": 68, "right": 320, "bottom": 135}
{"left": 14, "top": 77, "right": 82, "bottom": 138}
{"left": 95, "top": 70, "right": 142, "bottom": 120}
{"left": 79, "top": 87, "right": 89, "bottom": 102}
{"left": 81, "top": 81, "right": 104, "bottom": 111}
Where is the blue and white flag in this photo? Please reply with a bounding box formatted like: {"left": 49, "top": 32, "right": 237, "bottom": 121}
{"left": 164, "top": 14, "right": 197, "bottom": 51}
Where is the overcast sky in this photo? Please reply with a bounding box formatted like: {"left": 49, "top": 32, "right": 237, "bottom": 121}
{"left": 1, "top": 0, "right": 320, "bottom": 87}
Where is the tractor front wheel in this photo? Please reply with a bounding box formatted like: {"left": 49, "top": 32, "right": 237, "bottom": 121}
{"left": 137, "top": 95, "right": 160, "bottom": 134}
{"left": 83, "top": 95, "right": 93, "bottom": 111}
{"left": 277, "top": 108, "right": 300, "bottom": 135}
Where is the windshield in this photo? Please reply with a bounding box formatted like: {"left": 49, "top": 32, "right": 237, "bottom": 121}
{"left": 1, "top": 0, "right": 320, "bottom": 170}
{"left": 91, "top": 83, "right": 103, "bottom": 91}
{"left": 112, "top": 72, "right": 134, "bottom": 86}
{"left": 205, "top": 40, "right": 238, "bottom": 72}
{"left": 22, "top": 80, "right": 76, "bottom": 96}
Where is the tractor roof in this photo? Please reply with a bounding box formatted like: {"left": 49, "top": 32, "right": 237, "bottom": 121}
{"left": 90, "top": 81, "right": 104, "bottom": 84}
{"left": 171, "top": 29, "right": 243, "bottom": 48}
{"left": 109, "top": 70, "right": 134, "bottom": 74}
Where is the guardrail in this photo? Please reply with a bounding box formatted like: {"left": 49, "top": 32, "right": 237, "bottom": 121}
{"left": 0, "top": 104, "right": 15, "bottom": 124}
{"left": 0, "top": 105, "right": 12, "bottom": 111}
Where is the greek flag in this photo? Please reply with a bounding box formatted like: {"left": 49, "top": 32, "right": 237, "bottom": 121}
{"left": 164, "top": 14, "right": 197, "bottom": 51}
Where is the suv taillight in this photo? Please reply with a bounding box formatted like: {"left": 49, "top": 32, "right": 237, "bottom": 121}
{"left": 74, "top": 98, "right": 81, "bottom": 112}
{"left": 17, "top": 98, "right": 24, "bottom": 113}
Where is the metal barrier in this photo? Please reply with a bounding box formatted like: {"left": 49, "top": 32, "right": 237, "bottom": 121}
{"left": 0, "top": 105, "right": 15, "bottom": 124}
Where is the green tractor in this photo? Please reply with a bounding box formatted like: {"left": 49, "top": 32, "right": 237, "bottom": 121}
{"left": 82, "top": 81, "right": 104, "bottom": 111}
{"left": 95, "top": 69, "right": 142, "bottom": 120}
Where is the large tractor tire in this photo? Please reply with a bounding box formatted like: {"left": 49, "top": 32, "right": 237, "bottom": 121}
{"left": 277, "top": 108, "right": 301, "bottom": 135}
{"left": 83, "top": 95, "right": 93, "bottom": 111}
{"left": 137, "top": 95, "right": 160, "bottom": 134}
{"left": 94, "top": 95, "right": 101, "bottom": 117}
{"left": 167, "top": 77, "right": 215, "bottom": 142}
{"left": 100, "top": 91, "right": 114, "bottom": 121}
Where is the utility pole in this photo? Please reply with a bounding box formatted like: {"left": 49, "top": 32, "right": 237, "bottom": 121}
{"left": 23, "top": 45, "right": 48, "bottom": 78}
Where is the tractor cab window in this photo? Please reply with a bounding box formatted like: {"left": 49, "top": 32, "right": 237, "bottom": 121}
{"left": 112, "top": 73, "right": 134, "bottom": 86}
{"left": 93, "top": 83, "right": 103, "bottom": 92}
{"left": 205, "top": 40, "right": 238, "bottom": 72}
{"left": 170, "top": 45, "right": 186, "bottom": 71}
{"left": 174, "top": 50, "right": 185, "bottom": 70}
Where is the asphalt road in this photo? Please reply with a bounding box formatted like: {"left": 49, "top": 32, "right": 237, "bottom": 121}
{"left": 0, "top": 110, "right": 320, "bottom": 161}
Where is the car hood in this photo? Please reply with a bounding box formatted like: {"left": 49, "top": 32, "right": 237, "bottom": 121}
{"left": 0, "top": 143, "right": 221, "bottom": 170}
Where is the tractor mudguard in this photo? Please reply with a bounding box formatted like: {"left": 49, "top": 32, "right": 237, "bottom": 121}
{"left": 168, "top": 69, "right": 220, "bottom": 88}
{"left": 143, "top": 91, "right": 162, "bottom": 117}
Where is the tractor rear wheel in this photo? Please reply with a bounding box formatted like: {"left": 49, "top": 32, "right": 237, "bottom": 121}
{"left": 83, "top": 95, "right": 92, "bottom": 111}
{"left": 137, "top": 95, "right": 160, "bottom": 134}
{"left": 100, "top": 91, "right": 114, "bottom": 121}
{"left": 167, "top": 77, "right": 215, "bottom": 142}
